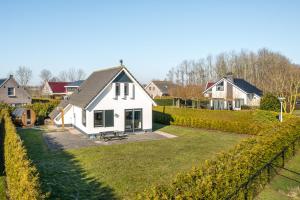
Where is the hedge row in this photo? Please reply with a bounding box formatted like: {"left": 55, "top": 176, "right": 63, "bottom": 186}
{"left": 140, "top": 109, "right": 300, "bottom": 199}
{"left": 0, "top": 110, "right": 44, "bottom": 200}
{"left": 154, "top": 98, "right": 174, "bottom": 106}
{"left": 153, "top": 106, "right": 285, "bottom": 135}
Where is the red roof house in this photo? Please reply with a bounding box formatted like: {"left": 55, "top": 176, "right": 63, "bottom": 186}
{"left": 41, "top": 81, "right": 69, "bottom": 98}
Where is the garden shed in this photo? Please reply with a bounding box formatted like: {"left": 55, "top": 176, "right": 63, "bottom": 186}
{"left": 12, "top": 108, "right": 36, "bottom": 127}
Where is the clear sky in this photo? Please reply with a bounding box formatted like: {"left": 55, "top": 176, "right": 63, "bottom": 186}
{"left": 0, "top": 0, "right": 299, "bottom": 85}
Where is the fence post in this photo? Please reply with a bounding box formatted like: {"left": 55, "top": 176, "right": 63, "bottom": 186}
{"left": 282, "top": 150, "right": 285, "bottom": 168}
{"left": 267, "top": 164, "right": 271, "bottom": 183}
{"left": 292, "top": 142, "right": 295, "bottom": 156}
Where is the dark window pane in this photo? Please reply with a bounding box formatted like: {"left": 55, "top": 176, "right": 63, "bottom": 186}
{"left": 94, "top": 111, "right": 103, "bottom": 127}
{"left": 82, "top": 110, "right": 86, "bottom": 126}
{"left": 124, "top": 83, "right": 129, "bottom": 96}
{"left": 105, "top": 110, "right": 114, "bottom": 127}
{"left": 116, "top": 83, "right": 120, "bottom": 96}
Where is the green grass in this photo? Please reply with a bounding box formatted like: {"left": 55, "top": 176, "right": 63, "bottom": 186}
{"left": 0, "top": 176, "right": 5, "bottom": 200}
{"left": 256, "top": 150, "right": 300, "bottom": 200}
{"left": 18, "top": 124, "right": 246, "bottom": 199}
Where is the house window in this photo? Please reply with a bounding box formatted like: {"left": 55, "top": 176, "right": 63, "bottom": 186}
{"left": 149, "top": 86, "right": 151, "bottom": 90}
{"left": 235, "top": 99, "right": 244, "bottom": 108}
{"left": 115, "top": 83, "right": 120, "bottom": 96}
{"left": 82, "top": 110, "right": 86, "bottom": 126}
{"left": 94, "top": 110, "right": 114, "bottom": 127}
{"left": 216, "top": 81, "right": 224, "bottom": 91}
{"left": 124, "top": 83, "right": 129, "bottom": 96}
{"left": 8, "top": 87, "right": 15, "bottom": 96}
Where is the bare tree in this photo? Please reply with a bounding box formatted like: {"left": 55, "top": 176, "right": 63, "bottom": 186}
{"left": 40, "top": 69, "right": 52, "bottom": 83}
{"left": 15, "top": 66, "right": 32, "bottom": 86}
{"left": 58, "top": 68, "right": 86, "bottom": 82}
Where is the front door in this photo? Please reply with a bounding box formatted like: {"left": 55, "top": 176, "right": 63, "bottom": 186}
{"left": 125, "top": 109, "right": 143, "bottom": 132}
{"left": 26, "top": 110, "right": 31, "bottom": 125}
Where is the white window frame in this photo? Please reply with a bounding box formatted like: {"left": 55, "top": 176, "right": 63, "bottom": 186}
{"left": 8, "top": 87, "right": 15, "bottom": 96}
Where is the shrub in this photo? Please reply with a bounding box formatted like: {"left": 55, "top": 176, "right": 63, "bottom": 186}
{"left": 153, "top": 106, "right": 281, "bottom": 135}
{"left": 141, "top": 114, "right": 300, "bottom": 199}
{"left": 26, "top": 101, "right": 59, "bottom": 125}
{"left": 260, "top": 94, "right": 280, "bottom": 112}
{"left": 0, "top": 110, "right": 44, "bottom": 199}
{"left": 154, "top": 98, "right": 174, "bottom": 106}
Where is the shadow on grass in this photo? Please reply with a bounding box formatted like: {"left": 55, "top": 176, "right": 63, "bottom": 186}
{"left": 18, "top": 129, "right": 117, "bottom": 200}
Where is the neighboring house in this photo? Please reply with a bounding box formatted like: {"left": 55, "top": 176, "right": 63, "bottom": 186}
{"left": 41, "top": 81, "right": 69, "bottom": 99}
{"left": 0, "top": 75, "right": 31, "bottom": 106}
{"left": 203, "top": 74, "right": 262, "bottom": 110}
{"left": 50, "top": 66, "right": 156, "bottom": 136}
{"left": 145, "top": 80, "right": 175, "bottom": 98}
{"left": 64, "top": 80, "right": 84, "bottom": 95}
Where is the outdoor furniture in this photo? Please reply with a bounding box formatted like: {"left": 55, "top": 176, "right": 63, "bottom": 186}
{"left": 99, "top": 131, "right": 128, "bottom": 141}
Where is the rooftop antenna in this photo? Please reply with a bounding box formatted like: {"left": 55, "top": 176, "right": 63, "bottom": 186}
{"left": 120, "top": 59, "right": 123, "bottom": 66}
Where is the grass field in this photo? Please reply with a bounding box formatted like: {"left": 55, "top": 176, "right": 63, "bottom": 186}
{"left": 0, "top": 176, "right": 5, "bottom": 200}
{"left": 18, "top": 124, "right": 245, "bottom": 199}
{"left": 256, "top": 150, "right": 300, "bottom": 200}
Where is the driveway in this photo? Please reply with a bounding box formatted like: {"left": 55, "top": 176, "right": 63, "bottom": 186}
{"left": 43, "top": 128, "right": 175, "bottom": 150}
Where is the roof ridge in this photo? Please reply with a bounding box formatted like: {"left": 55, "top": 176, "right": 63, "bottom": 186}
{"left": 93, "top": 65, "right": 124, "bottom": 73}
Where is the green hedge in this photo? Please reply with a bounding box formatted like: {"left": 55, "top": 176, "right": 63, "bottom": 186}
{"left": 154, "top": 98, "right": 174, "bottom": 106}
{"left": 0, "top": 110, "right": 44, "bottom": 200}
{"left": 140, "top": 108, "right": 300, "bottom": 199}
{"left": 153, "top": 106, "right": 284, "bottom": 135}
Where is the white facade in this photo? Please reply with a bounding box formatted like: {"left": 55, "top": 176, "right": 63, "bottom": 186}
{"left": 145, "top": 82, "right": 163, "bottom": 98}
{"left": 204, "top": 78, "right": 261, "bottom": 110}
{"left": 53, "top": 68, "right": 156, "bottom": 135}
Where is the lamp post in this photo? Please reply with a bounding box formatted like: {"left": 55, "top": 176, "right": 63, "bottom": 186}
{"left": 278, "top": 97, "right": 285, "bottom": 122}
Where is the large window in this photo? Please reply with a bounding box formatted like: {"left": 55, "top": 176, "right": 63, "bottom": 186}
{"left": 115, "top": 83, "right": 120, "bottom": 96}
{"left": 8, "top": 87, "right": 15, "bottom": 96}
{"left": 235, "top": 99, "right": 244, "bottom": 108}
{"left": 82, "top": 110, "right": 86, "bottom": 126}
{"left": 94, "top": 110, "right": 114, "bottom": 127}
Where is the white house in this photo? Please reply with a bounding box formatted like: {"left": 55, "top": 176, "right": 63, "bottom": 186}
{"left": 50, "top": 66, "right": 156, "bottom": 136}
{"left": 203, "top": 74, "right": 262, "bottom": 110}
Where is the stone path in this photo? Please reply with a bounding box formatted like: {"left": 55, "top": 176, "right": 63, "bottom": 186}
{"left": 43, "top": 128, "right": 176, "bottom": 150}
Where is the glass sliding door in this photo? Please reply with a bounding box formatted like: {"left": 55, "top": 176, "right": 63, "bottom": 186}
{"left": 125, "top": 109, "right": 143, "bottom": 132}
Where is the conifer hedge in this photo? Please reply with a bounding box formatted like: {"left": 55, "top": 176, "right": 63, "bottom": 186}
{"left": 140, "top": 107, "right": 300, "bottom": 199}
{"left": 0, "top": 110, "right": 44, "bottom": 200}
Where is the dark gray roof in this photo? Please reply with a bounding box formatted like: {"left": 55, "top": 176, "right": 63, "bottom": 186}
{"left": 49, "top": 99, "right": 70, "bottom": 119}
{"left": 233, "top": 78, "right": 262, "bottom": 96}
{"left": 69, "top": 66, "right": 123, "bottom": 108}
{"left": 152, "top": 81, "right": 175, "bottom": 94}
{"left": 12, "top": 108, "right": 27, "bottom": 117}
{"left": 66, "top": 80, "right": 85, "bottom": 87}
{"left": 0, "top": 78, "right": 7, "bottom": 87}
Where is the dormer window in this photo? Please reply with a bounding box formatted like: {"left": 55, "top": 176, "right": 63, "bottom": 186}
{"left": 8, "top": 87, "right": 15, "bottom": 96}
{"left": 115, "top": 83, "right": 120, "bottom": 96}
{"left": 216, "top": 81, "right": 224, "bottom": 91}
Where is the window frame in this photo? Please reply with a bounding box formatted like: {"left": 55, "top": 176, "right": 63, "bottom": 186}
{"left": 235, "top": 99, "right": 245, "bottom": 108}
{"left": 94, "top": 110, "right": 104, "bottom": 127}
{"left": 115, "top": 83, "right": 120, "bottom": 96}
{"left": 124, "top": 83, "right": 129, "bottom": 96}
{"left": 216, "top": 81, "right": 224, "bottom": 91}
{"left": 7, "top": 87, "right": 15, "bottom": 96}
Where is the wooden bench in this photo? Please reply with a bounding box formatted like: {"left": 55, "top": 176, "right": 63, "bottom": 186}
{"left": 99, "top": 131, "right": 128, "bottom": 141}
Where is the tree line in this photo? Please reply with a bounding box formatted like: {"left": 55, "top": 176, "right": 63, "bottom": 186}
{"left": 166, "top": 48, "right": 300, "bottom": 113}
{"left": 13, "top": 66, "right": 86, "bottom": 86}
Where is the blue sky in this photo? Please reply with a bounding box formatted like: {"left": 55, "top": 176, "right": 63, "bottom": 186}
{"left": 0, "top": 0, "right": 299, "bottom": 85}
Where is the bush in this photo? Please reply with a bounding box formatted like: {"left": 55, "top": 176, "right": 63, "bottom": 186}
{"left": 154, "top": 98, "right": 173, "bottom": 106}
{"left": 153, "top": 106, "right": 283, "bottom": 135}
{"left": 26, "top": 101, "right": 59, "bottom": 125}
{"left": 0, "top": 110, "right": 44, "bottom": 199}
{"left": 141, "top": 110, "right": 300, "bottom": 199}
{"left": 260, "top": 94, "right": 280, "bottom": 112}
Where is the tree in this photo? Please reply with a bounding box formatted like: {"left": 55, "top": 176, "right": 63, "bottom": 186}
{"left": 260, "top": 94, "right": 280, "bottom": 112}
{"left": 58, "top": 68, "right": 86, "bottom": 82}
{"left": 15, "top": 66, "right": 32, "bottom": 86}
{"left": 39, "top": 69, "right": 52, "bottom": 83}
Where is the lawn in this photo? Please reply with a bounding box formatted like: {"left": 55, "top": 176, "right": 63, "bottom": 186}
{"left": 0, "top": 176, "right": 5, "bottom": 200}
{"left": 18, "top": 124, "right": 246, "bottom": 200}
{"left": 256, "top": 149, "right": 300, "bottom": 200}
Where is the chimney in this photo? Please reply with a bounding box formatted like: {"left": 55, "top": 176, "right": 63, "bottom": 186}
{"left": 9, "top": 74, "right": 13, "bottom": 79}
{"left": 225, "top": 72, "right": 233, "bottom": 82}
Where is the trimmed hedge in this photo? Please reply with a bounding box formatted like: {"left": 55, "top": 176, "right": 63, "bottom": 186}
{"left": 0, "top": 110, "right": 44, "bottom": 200}
{"left": 154, "top": 98, "right": 174, "bottom": 106}
{"left": 140, "top": 108, "right": 300, "bottom": 199}
{"left": 260, "top": 94, "right": 280, "bottom": 112}
{"left": 153, "top": 106, "right": 284, "bottom": 135}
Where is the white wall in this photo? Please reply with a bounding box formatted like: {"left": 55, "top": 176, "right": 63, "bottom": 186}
{"left": 145, "top": 82, "right": 162, "bottom": 98}
{"left": 54, "top": 105, "right": 74, "bottom": 125}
